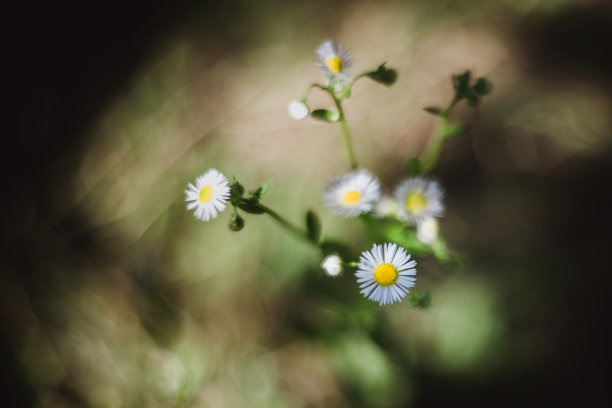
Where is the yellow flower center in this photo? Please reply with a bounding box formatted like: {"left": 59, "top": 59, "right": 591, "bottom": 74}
{"left": 199, "top": 185, "right": 213, "bottom": 204}
{"left": 343, "top": 190, "right": 361, "bottom": 204}
{"left": 405, "top": 193, "right": 427, "bottom": 213}
{"left": 327, "top": 56, "right": 343, "bottom": 73}
{"left": 374, "top": 263, "right": 398, "bottom": 286}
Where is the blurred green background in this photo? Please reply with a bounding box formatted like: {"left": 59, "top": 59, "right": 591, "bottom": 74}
{"left": 3, "top": 0, "right": 612, "bottom": 406}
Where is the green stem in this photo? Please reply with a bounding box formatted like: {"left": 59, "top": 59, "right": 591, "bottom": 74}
{"left": 257, "top": 203, "right": 318, "bottom": 247}
{"left": 335, "top": 101, "right": 358, "bottom": 170}
{"left": 306, "top": 83, "right": 358, "bottom": 170}
{"left": 420, "top": 95, "right": 460, "bottom": 174}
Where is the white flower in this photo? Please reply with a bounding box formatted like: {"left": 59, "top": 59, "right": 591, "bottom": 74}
{"left": 324, "top": 169, "right": 381, "bottom": 217}
{"left": 185, "top": 169, "right": 231, "bottom": 222}
{"left": 374, "top": 195, "right": 399, "bottom": 218}
{"left": 288, "top": 100, "right": 309, "bottom": 120}
{"left": 356, "top": 243, "right": 417, "bottom": 306}
{"left": 321, "top": 254, "right": 343, "bottom": 277}
{"left": 416, "top": 217, "right": 439, "bottom": 244}
{"left": 315, "top": 39, "right": 353, "bottom": 86}
{"left": 394, "top": 177, "right": 444, "bottom": 224}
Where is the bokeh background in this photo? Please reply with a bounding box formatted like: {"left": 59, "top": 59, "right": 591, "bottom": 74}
{"left": 4, "top": 0, "right": 612, "bottom": 406}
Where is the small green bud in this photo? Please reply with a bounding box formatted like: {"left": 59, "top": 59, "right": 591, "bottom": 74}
{"left": 228, "top": 214, "right": 245, "bottom": 231}
{"left": 472, "top": 77, "right": 493, "bottom": 96}
{"left": 288, "top": 100, "right": 310, "bottom": 120}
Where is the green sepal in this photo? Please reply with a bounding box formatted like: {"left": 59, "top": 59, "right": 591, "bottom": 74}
{"left": 406, "top": 157, "right": 422, "bottom": 175}
{"left": 229, "top": 178, "right": 245, "bottom": 206}
{"left": 366, "top": 63, "right": 398, "bottom": 86}
{"left": 237, "top": 198, "right": 264, "bottom": 214}
{"left": 228, "top": 213, "right": 245, "bottom": 231}
{"left": 311, "top": 109, "right": 339, "bottom": 123}
{"left": 423, "top": 106, "right": 444, "bottom": 116}
{"left": 249, "top": 182, "right": 272, "bottom": 203}
{"left": 305, "top": 210, "right": 321, "bottom": 243}
{"left": 409, "top": 288, "right": 433, "bottom": 309}
{"left": 472, "top": 77, "right": 493, "bottom": 96}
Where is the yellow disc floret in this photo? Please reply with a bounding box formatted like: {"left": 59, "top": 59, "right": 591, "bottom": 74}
{"left": 327, "top": 56, "right": 343, "bottom": 73}
{"left": 405, "top": 192, "right": 427, "bottom": 213}
{"left": 199, "top": 185, "right": 213, "bottom": 203}
{"left": 343, "top": 190, "right": 361, "bottom": 205}
{"left": 374, "top": 263, "right": 398, "bottom": 286}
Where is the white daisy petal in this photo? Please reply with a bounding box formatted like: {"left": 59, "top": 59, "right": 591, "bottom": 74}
{"left": 354, "top": 242, "right": 418, "bottom": 306}
{"left": 185, "top": 168, "right": 231, "bottom": 222}
{"left": 394, "top": 177, "right": 445, "bottom": 224}
{"left": 324, "top": 169, "right": 381, "bottom": 217}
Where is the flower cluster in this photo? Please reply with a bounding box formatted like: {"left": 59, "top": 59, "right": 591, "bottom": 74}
{"left": 185, "top": 39, "right": 491, "bottom": 307}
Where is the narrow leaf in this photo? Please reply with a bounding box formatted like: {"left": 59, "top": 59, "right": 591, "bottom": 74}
{"left": 423, "top": 106, "right": 443, "bottom": 116}
{"left": 306, "top": 210, "right": 321, "bottom": 243}
{"left": 311, "top": 109, "right": 339, "bottom": 123}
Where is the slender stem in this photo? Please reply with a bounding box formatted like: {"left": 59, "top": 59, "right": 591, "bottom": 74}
{"left": 420, "top": 95, "right": 460, "bottom": 174}
{"left": 334, "top": 101, "right": 358, "bottom": 170}
{"left": 257, "top": 203, "right": 318, "bottom": 246}
{"left": 306, "top": 83, "right": 358, "bottom": 169}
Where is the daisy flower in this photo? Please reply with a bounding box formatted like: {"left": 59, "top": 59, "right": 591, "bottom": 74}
{"left": 416, "top": 216, "right": 439, "bottom": 244}
{"left": 394, "top": 177, "right": 444, "bottom": 224}
{"left": 324, "top": 169, "right": 381, "bottom": 217}
{"left": 315, "top": 39, "right": 353, "bottom": 86}
{"left": 356, "top": 243, "right": 417, "bottom": 306}
{"left": 185, "top": 169, "right": 231, "bottom": 222}
{"left": 321, "top": 254, "right": 343, "bottom": 277}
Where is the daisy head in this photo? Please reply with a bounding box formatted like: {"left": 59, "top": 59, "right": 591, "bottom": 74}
{"left": 321, "top": 254, "right": 343, "bottom": 277}
{"left": 185, "top": 169, "right": 231, "bottom": 222}
{"left": 394, "top": 177, "right": 444, "bottom": 224}
{"left": 315, "top": 39, "right": 353, "bottom": 86}
{"left": 324, "top": 169, "right": 381, "bottom": 217}
{"left": 356, "top": 243, "right": 417, "bottom": 306}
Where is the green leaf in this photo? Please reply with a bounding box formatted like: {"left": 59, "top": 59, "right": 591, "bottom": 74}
{"left": 366, "top": 63, "right": 398, "bottom": 86}
{"left": 409, "top": 288, "right": 433, "bottom": 308}
{"left": 305, "top": 210, "right": 321, "bottom": 243}
{"left": 442, "top": 123, "right": 468, "bottom": 139}
{"left": 423, "top": 106, "right": 443, "bottom": 116}
{"left": 472, "top": 77, "right": 493, "bottom": 96}
{"left": 229, "top": 178, "right": 245, "bottom": 206}
{"left": 249, "top": 182, "right": 272, "bottom": 203}
{"left": 237, "top": 199, "right": 264, "bottom": 214}
{"left": 311, "top": 109, "right": 339, "bottom": 123}
{"left": 338, "top": 87, "right": 351, "bottom": 100}
{"left": 407, "top": 157, "right": 422, "bottom": 175}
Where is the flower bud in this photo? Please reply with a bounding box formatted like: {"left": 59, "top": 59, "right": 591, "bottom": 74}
{"left": 287, "top": 100, "right": 309, "bottom": 120}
